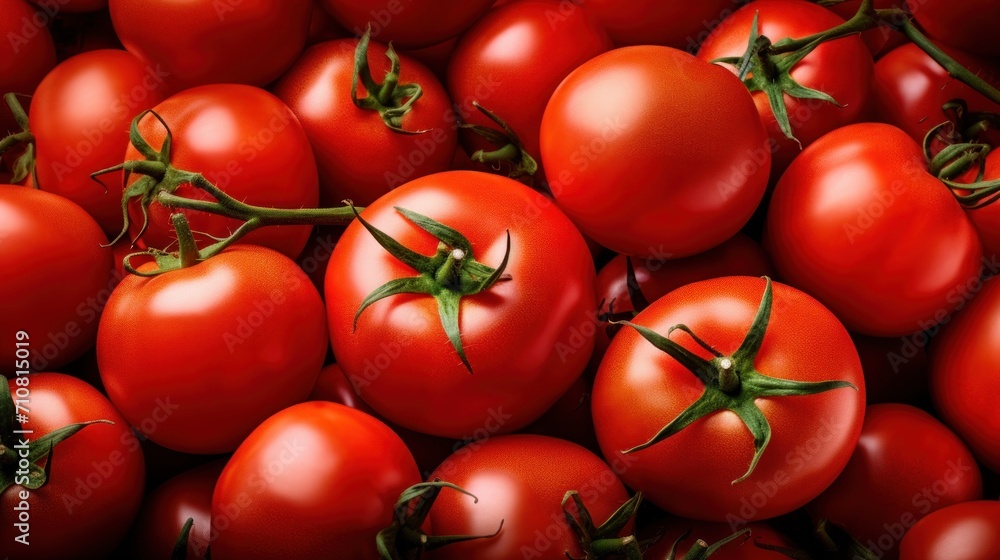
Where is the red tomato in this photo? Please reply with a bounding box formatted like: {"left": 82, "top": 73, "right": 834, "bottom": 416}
{"left": 765, "top": 123, "right": 982, "bottom": 336}
{"left": 0, "top": 0, "right": 56, "bottom": 134}
{"left": 643, "top": 518, "right": 798, "bottom": 560}
{"left": 958, "top": 149, "right": 1000, "bottom": 260}
{"left": 698, "top": 0, "right": 874, "bottom": 177}
{"left": 540, "top": 46, "right": 770, "bottom": 258}
{"left": 307, "top": 1, "right": 344, "bottom": 46}
{"left": 211, "top": 401, "right": 421, "bottom": 559}
{"left": 592, "top": 276, "right": 865, "bottom": 521}
{"left": 906, "top": 0, "right": 1000, "bottom": 58}
{"left": 124, "top": 84, "right": 318, "bottom": 258}
{"left": 30, "top": 49, "right": 168, "bottom": 236}
{"left": 109, "top": 0, "right": 312, "bottom": 91}
{"left": 0, "top": 373, "right": 145, "bottom": 560}
{"left": 447, "top": 0, "right": 612, "bottom": 174}
{"left": 0, "top": 186, "right": 112, "bottom": 373}
{"left": 326, "top": 171, "right": 596, "bottom": 438}
{"left": 426, "top": 434, "right": 634, "bottom": 560}
{"left": 97, "top": 245, "right": 328, "bottom": 454}
{"left": 309, "top": 363, "right": 457, "bottom": 477}
{"left": 929, "top": 276, "right": 1000, "bottom": 474}
{"left": 129, "top": 460, "right": 225, "bottom": 560}
{"left": 873, "top": 43, "right": 1000, "bottom": 150}
{"left": 582, "top": 0, "right": 739, "bottom": 49}
{"left": 403, "top": 38, "right": 457, "bottom": 83}
{"left": 853, "top": 334, "right": 929, "bottom": 406}
{"left": 593, "top": 233, "right": 773, "bottom": 362}
{"left": 319, "top": 0, "right": 493, "bottom": 49}
{"left": 826, "top": 0, "right": 906, "bottom": 55}
{"left": 274, "top": 38, "right": 456, "bottom": 206}
{"left": 899, "top": 501, "right": 1000, "bottom": 560}
{"left": 808, "top": 404, "right": 983, "bottom": 560}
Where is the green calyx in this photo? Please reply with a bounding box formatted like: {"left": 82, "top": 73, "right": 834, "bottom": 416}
{"left": 458, "top": 102, "right": 539, "bottom": 180}
{"left": 713, "top": 12, "right": 841, "bottom": 146}
{"left": 0, "top": 376, "right": 112, "bottom": 493}
{"left": 0, "top": 93, "right": 38, "bottom": 186}
{"left": 661, "top": 528, "right": 752, "bottom": 560}
{"left": 938, "top": 98, "right": 1000, "bottom": 146}
{"left": 614, "top": 277, "right": 857, "bottom": 484}
{"left": 90, "top": 109, "right": 357, "bottom": 275}
{"left": 376, "top": 480, "right": 502, "bottom": 560}
{"left": 351, "top": 205, "right": 511, "bottom": 372}
{"left": 923, "top": 121, "right": 1000, "bottom": 208}
{"left": 598, "top": 257, "right": 650, "bottom": 341}
{"left": 353, "top": 27, "right": 426, "bottom": 134}
{"left": 563, "top": 491, "right": 644, "bottom": 560}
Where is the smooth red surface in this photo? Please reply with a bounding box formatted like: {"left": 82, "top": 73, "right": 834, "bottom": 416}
{"left": 643, "top": 518, "right": 798, "bottom": 559}
{"left": 906, "top": 0, "right": 1000, "bottom": 58}
{"left": 583, "top": 0, "right": 739, "bottom": 49}
{"left": 900, "top": 501, "right": 1000, "bottom": 560}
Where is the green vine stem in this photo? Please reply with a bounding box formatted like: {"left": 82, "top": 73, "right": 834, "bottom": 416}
{"left": 0, "top": 93, "right": 38, "bottom": 186}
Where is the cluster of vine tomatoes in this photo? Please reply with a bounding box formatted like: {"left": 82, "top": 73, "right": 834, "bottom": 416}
{"left": 2, "top": 0, "right": 1000, "bottom": 559}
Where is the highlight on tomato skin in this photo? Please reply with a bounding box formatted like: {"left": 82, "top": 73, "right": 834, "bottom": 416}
{"left": 7, "top": 2, "right": 1000, "bottom": 558}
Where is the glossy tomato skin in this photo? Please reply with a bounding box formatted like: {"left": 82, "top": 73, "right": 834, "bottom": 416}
{"left": 326, "top": 171, "right": 596, "bottom": 438}
{"left": 929, "top": 277, "right": 1000, "bottom": 474}
{"left": 0, "top": 373, "right": 145, "bottom": 560}
{"left": 593, "top": 233, "right": 773, "bottom": 362}
{"left": 959, "top": 149, "right": 1000, "bottom": 261}
{"left": 765, "top": 123, "right": 982, "bottom": 336}
{"left": 97, "top": 245, "right": 328, "bottom": 454}
{"left": 274, "top": 39, "right": 456, "bottom": 206}
{"left": 447, "top": 0, "right": 612, "bottom": 171}
{"left": 592, "top": 277, "right": 865, "bottom": 521}
{"left": 31, "top": 49, "right": 168, "bottom": 235}
{"left": 426, "top": 435, "right": 633, "bottom": 560}
{"left": 873, "top": 43, "right": 1000, "bottom": 150}
{"left": 129, "top": 460, "right": 225, "bottom": 560}
{"left": 899, "top": 501, "right": 1000, "bottom": 560}
{"left": 309, "top": 363, "right": 458, "bottom": 477}
{"left": 827, "top": 0, "right": 906, "bottom": 55}
{"left": 698, "top": 0, "right": 873, "bottom": 177}
{"left": 582, "top": 0, "right": 739, "bottom": 49}
{"left": 109, "top": 0, "right": 312, "bottom": 91}
{"left": 125, "top": 84, "right": 318, "bottom": 258}
{"left": 807, "top": 404, "right": 983, "bottom": 560}
{"left": 319, "top": 0, "right": 493, "bottom": 49}
{"left": 211, "top": 401, "right": 421, "bottom": 560}
{"left": 0, "top": 0, "right": 56, "bottom": 135}
{"left": 643, "top": 518, "right": 797, "bottom": 560}
{"left": 906, "top": 0, "right": 1000, "bottom": 58}
{"left": 0, "top": 186, "right": 112, "bottom": 373}
{"left": 540, "top": 46, "right": 770, "bottom": 258}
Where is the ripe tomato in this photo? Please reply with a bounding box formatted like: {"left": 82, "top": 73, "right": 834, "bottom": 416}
{"left": 826, "top": 0, "right": 906, "bottom": 55}
{"left": 899, "top": 501, "right": 1000, "bottom": 560}
{"left": 807, "top": 404, "right": 983, "bottom": 560}
{"left": 128, "top": 460, "right": 224, "bottom": 560}
{"left": 109, "top": 0, "right": 312, "bottom": 91}
{"left": 30, "top": 49, "right": 168, "bottom": 236}
{"left": 853, "top": 334, "right": 929, "bottom": 407}
{"left": 274, "top": 38, "right": 456, "bottom": 206}
{"left": 309, "top": 363, "right": 457, "bottom": 477}
{"left": 0, "top": 373, "right": 145, "bottom": 560}
{"left": 929, "top": 276, "right": 1000, "bottom": 474}
{"left": 326, "top": 171, "right": 596, "bottom": 438}
{"left": 124, "top": 84, "right": 318, "bottom": 258}
{"left": 643, "top": 518, "right": 797, "bottom": 560}
{"left": 211, "top": 401, "right": 421, "bottom": 559}
{"left": 326, "top": 171, "right": 595, "bottom": 438}
{"left": 582, "top": 0, "right": 739, "bottom": 50}
{"left": 906, "top": 0, "right": 1000, "bottom": 58}
{"left": 447, "top": 0, "right": 612, "bottom": 175}
{"left": 592, "top": 276, "right": 865, "bottom": 521}
{"left": 873, "top": 43, "right": 1000, "bottom": 151}
{"left": 957, "top": 149, "right": 1000, "bottom": 260}
{"left": 97, "top": 245, "right": 328, "bottom": 454}
{"left": 697, "top": 0, "right": 873, "bottom": 177}
{"left": 426, "top": 434, "right": 635, "bottom": 560}
{"left": 765, "top": 123, "right": 982, "bottom": 336}
{"left": 594, "top": 233, "right": 773, "bottom": 363}
{"left": 319, "top": 0, "right": 493, "bottom": 49}
{"left": 0, "top": 0, "right": 56, "bottom": 134}
{"left": 0, "top": 186, "right": 112, "bottom": 373}
{"left": 540, "top": 46, "right": 770, "bottom": 258}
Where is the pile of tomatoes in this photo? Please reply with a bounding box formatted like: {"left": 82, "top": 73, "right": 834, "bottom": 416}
{"left": 2, "top": 0, "right": 1000, "bottom": 558}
